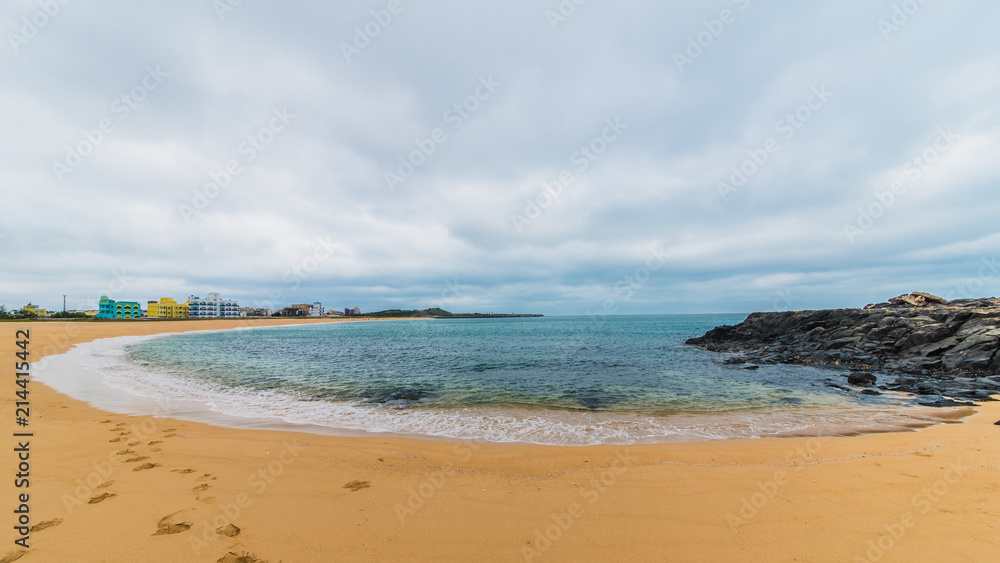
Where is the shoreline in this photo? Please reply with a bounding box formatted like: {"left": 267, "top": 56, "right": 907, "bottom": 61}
{"left": 3, "top": 319, "right": 1000, "bottom": 561}
{"left": 37, "top": 320, "right": 968, "bottom": 446}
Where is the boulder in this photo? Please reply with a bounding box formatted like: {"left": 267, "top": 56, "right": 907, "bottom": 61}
{"left": 847, "top": 373, "right": 877, "bottom": 386}
{"left": 889, "top": 292, "right": 949, "bottom": 307}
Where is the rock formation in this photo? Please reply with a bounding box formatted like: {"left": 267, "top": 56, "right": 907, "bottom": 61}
{"left": 687, "top": 295, "right": 1000, "bottom": 404}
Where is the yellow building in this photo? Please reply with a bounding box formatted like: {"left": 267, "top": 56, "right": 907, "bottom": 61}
{"left": 147, "top": 297, "right": 190, "bottom": 318}
{"left": 21, "top": 303, "right": 47, "bottom": 317}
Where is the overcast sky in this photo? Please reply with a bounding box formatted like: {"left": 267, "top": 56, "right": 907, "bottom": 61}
{"left": 1, "top": 0, "right": 998, "bottom": 315}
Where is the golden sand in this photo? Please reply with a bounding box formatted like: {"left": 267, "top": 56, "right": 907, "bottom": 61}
{"left": 2, "top": 319, "right": 998, "bottom": 562}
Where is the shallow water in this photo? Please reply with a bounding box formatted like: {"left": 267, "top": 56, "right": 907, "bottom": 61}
{"left": 36, "top": 316, "right": 954, "bottom": 445}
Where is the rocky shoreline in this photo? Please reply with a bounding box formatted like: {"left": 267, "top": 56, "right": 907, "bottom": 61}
{"left": 687, "top": 293, "right": 1000, "bottom": 407}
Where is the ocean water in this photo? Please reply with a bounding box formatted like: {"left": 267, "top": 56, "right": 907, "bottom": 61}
{"left": 50, "top": 316, "right": 950, "bottom": 445}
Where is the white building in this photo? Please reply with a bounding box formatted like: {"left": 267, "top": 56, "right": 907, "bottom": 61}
{"left": 308, "top": 302, "right": 324, "bottom": 317}
{"left": 188, "top": 293, "right": 240, "bottom": 318}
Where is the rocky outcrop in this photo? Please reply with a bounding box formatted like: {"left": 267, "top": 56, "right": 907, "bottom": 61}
{"left": 886, "top": 291, "right": 949, "bottom": 308}
{"left": 687, "top": 296, "right": 1000, "bottom": 404}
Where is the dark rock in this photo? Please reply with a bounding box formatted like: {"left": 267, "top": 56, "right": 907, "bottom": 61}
{"left": 847, "top": 373, "right": 877, "bottom": 386}
{"left": 994, "top": 420, "right": 1000, "bottom": 425}
{"left": 918, "top": 398, "right": 978, "bottom": 408}
{"left": 743, "top": 365, "right": 760, "bottom": 370}
{"left": 861, "top": 389, "right": 882, "bottom": 396}
{"left": 687, "top": 294, "right": 1000, "bottom": 402}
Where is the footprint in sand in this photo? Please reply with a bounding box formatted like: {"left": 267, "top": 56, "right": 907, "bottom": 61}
{"left": 198, "top": 473, "right": 218, "bottom": 481}
{"left": 164, "top": 433, "right": 178, "bottom": 438}
{"left": 172, "top": 469, "right": 196, "bottom": 474}
{"left": 151, "top": 448, "right": 162, "bottom": 452}
{"left": 108, "top": 437, "right": 122, "bottom": 443}
{"left": 193, "top": 483, "right": 215, "bottom": 504}
{"left": 116, "top": 449, "right": 135, "bottom": 456}
{"left": 343, "top": 480, "right": 370, "bottom": 492}
{"left": 88, "top": 493, "right": 116, "bottom": 504}
{"left": 153, "top": 511, "right": 192, "bottom": 536}
{"left": 133, "top": 463, "right": 160, "bottom": 472}
{"left": 119, "top": 431, "right": 131, "bottom": 436}
{"left": 162, "top": 428, "right": 176, "bottom": 433}
{"left": 30, "top": 519, "right": 63, "bottom": 532}
{"left": 128, "top": 441, "right": 140, "bottom": 447}
{"left": 216, "top": 524, "right": 240, "bottom": 537}
{"left": 148, "top": 440, "right": 162, "bottom": 446}
{"left": 217, "top": 551, "right": 265, "bottom": 563}
{"left": 100, "top": 420, "right": 112, "bottom": 424}
{"left": 96, "top": 481, "right": 114, "bottom": 490}
{"left": 124, "top": 456, "right": 150, "bottom": 463}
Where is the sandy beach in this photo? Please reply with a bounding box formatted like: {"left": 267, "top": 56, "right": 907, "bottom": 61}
{"left": 2, "top": 319, "right": 999, "bottom": 562}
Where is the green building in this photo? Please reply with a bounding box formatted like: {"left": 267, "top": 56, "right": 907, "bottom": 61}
{"left": 97, "top": 296, "right": 141, "bottom": 319}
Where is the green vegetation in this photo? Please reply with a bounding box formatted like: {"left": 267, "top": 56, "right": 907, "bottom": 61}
{"left": 0, "top": 305, "right": 40, "bottom": 320}
{"left": 50, "top": 311, "right": 89, "bottom": 319}
{"left": 360, "top": 309, "right": 450, "bottom": 318}
{"left": 359, "top": 308, "right": 542, "bottom": 319}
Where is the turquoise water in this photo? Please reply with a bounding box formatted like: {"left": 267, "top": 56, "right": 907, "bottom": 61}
{"left": 88, "top": 315, "right": 938, "bottom": 444}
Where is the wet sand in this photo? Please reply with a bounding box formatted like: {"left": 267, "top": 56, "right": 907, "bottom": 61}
{"left": 2, "top": 319, "right": 998, "bottom": 562}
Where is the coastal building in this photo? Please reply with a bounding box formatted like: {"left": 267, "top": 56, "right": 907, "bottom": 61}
{"left": 239, "top": 307, "right": 272, "bottom": 318}
{"left": 283, "top": 304, "right": 308, "bottom": 317}
{"left": 344, "top": 306, "right": 361, "bottom": 316}
{"left": 147, "top": 297, "right": 190, "bottom": 318}
{"left": 283, "top": 303, "right": 324, "bottom": 317}
{"left": 187, "top": 293, "right": 239, "bottom": 318}
{"left": 21, "top": 303, "right": 47, "bottom": 317}
{"left": 97, "top": 296, "right": 142, "bottom": 319}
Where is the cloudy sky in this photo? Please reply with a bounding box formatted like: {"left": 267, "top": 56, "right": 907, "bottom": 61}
{"left": 2, "top": 0, "right": 998, "bottom": 315}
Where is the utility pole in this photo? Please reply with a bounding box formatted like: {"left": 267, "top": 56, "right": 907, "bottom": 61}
{"left": 63, "top": 295, "right": 67, "bottom": 312}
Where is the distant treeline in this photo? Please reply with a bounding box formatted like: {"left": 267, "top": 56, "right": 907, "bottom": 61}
{"left": 360, "top": 308, "right": 542, "bottom": 319}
